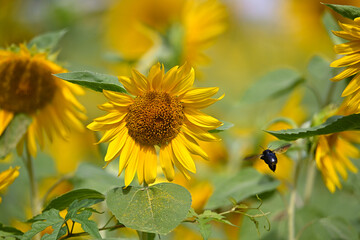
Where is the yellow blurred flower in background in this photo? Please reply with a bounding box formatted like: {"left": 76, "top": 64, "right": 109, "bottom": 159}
{"left": 0, "top": 45, "right": 86, "bottom": 157}
{"left": 0, "top": 166, "right": 20, "bottom": 203}
{"left": 105, "top": 0, "right": 227, "bottom": 72}
{"left": 88, "top": 63, "right": 223, "bottom": 186}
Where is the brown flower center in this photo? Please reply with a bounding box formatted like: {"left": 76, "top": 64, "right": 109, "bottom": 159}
{"left": 125, "top": 91, "right": 184, "bottom": 146}
{"left": 0, "top": 56, "right": 57, "bottom": 114}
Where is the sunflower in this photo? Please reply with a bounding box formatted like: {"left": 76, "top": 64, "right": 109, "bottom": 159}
{"left": 105, "top": 0, "right": 227, "bottom": 71}
{"left": 314, "top": 104, "right": 360, "bottom": 193}
{"left": 88, "top": 63, "right": 223, "bottom": 186}
{"left": 0, "top": 45, "right": 86, "bottom": 157}
{"left": 0, "top": 166, "right": 20, "bottom": 203}
{"left": 330, "top": 17, "right": 360, "bottom": 112}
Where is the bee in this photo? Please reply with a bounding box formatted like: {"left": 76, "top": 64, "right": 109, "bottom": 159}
{"left": 244, "top": 143, "right": 291, "bottom": 172}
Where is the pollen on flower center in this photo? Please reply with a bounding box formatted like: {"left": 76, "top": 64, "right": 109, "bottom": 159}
{"left": 0, "top": 56, "right": 57, "bottom": 114}
{"left": 125, "top": 91, "right": 184, "bottom": 146}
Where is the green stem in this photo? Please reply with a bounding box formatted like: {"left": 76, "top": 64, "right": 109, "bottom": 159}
{"left": 23, "top": 147, "right": 40, "bottom": 217}
{"left": 304, "top": 142, "right": 318, "bottom": 204}
{"left": 288, "top": 151, "right": 302, "bottom": 240}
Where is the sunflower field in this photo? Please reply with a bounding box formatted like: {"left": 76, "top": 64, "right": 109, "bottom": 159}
{"left": 1, "top": 0, "right": 360, "bottom": 239}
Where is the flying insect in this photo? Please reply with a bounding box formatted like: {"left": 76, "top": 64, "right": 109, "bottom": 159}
{"left": 244, "top": 143, "right": 292, "bottom": 172}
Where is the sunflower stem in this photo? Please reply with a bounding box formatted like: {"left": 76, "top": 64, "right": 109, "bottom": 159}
{"left": 23, "top": 147, "right": 40, "bottom": 217}
{"left": 288, "top": 150, "right": 302, "bottom": 240}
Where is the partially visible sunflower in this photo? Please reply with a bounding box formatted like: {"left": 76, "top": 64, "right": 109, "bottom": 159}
{"left": 0, "top": 45, "right": 86, "bottom": 157}
{"left": 88, "top": 63, "right": 223, "bottom": 186}
{"left": 330, "top": 17, "right": 360, "bottom": 113}
{"left": 105, "top": 0, "right": 227, "bottom": 72}
{"left": 315, "top": 102, "right": 360, "bottom": 193}
{"left": 0, "top": 166, "right": 20, "bottom": 203}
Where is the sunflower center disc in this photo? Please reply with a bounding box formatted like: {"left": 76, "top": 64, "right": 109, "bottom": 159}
{"left": 0, "top": 56, "right": 57, "bottom": 114}
{"left": 126, "top": 91, "right": 184, "bottom": 146}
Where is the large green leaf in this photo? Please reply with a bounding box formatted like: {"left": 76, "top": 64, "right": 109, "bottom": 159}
{"left": 266, "top": 114, "right": 360, "bottom": 141}
{"left": 298, "top": 216, "right": 358, "bottom": 240}
{"left": 106, "top": 183, "right": 192, "bottom": 235}
{"left": 206, "top": 168, "right": 279, "bottom": 209}
{"left": 324, "top": 3, "right": 360, "bottom": 20}
{"left": 240, "top": 69, "right": 303, "bottom": 103}
{"left": 0, "top": 114, "right": 32, "bottom": 159}
{"left": 43, "top": 189, "right": 104, "bottom": 212}
{"left": 54, "top": 71, "right": 127, "bottom": 93}
{"left": 28, "top": 29, "right": 67, "bottom": 52}
{"left": 22, "top": 209, "right": 65, "bottom": 240}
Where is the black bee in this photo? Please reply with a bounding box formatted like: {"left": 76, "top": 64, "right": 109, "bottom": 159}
{"left": 244, "top": 143, "right": 291, "bottom": 172}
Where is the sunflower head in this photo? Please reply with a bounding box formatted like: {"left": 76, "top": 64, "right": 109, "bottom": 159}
{"left": 88, "top": 63, "right": 223, "bottom": 186}
{"left": 0, "top": 44, "right": 86, "bottom": 157}
{"left": 0, "top": 45, "right": 59, "bottom": 114}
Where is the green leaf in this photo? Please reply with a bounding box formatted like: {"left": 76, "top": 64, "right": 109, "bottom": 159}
{"left": 195, "top": 210, "right": 237, "bottom": 240}
{"left": 28, "top": 29, "right": 67, "bottom": 52}
{"left": 0, "top": 223, "right": 23, "bottom": 239}
{"left": 209, "top": 121, "right": 234, "bottom": 133}
{"left": 240, "top": 68, "right": 303, "bottom": 103}
{"left": 322, "top": 11, "right": 345, "bottom": 45}
{"left": 266, "top": 114, "right": 360, "bottom": 141}
{"left": 324, "top": 3, "right": 360, "bottom": 20}
{"left": 54, "top": 71, "right": 127, "bottom": 93}
{"left": 66, "top": 200, "right": 102, "bottom": 239}
{"left": 22, "top": 209, "right": 65, "bottom": 240}
{"left": 206, "top": 168, "right": 280, "bottom": 209}
{"left": 106, "top": 183, "right": 192, "bottom": 235}
{"left": 43, "top": 189, "right": 104, "bottom": 212}
{"left": 298, "top": 216, "right": 358, "bottom": 240}
{"left": 0, "top": 114, "right": 32, "bottom": 159}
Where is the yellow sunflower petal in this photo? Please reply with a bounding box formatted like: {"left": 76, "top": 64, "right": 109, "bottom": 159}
{"left": 27, "top": 125, "right": 37, "bottom": 157}
{"left": 341, "top": 73, "right": 360, "bottom": 96}
{"left": 330, "top": 53, "right": 360, "bottom": 68}
{"left": 169, "top": 65, "right": 195, "bottom": 96}
{"left": 182, "top": 121, "right": 219, "bottom": 142}
{"left": 124, "top": 142, "right": 140, "bottom": 187}
{"left": 334, "top": 41, "right": 360, "bottom": 55}
{"left": 131, "top": 69, "right": 148, "bottom": 92}
{"left": 103, "top": 90, "right": 134, "bottom": 105}
{"left": 144, "top": 146, "right": 157, "bottom": 184}
{"left": 137, "top": 150, "right": 145, "bottom": 185}
{"left": 118, "top": 136, "right": 136, "bottom": 176}
{"left": 184, "top": 108, "right": 222, "bottom": 130}
{"left": 161, "top": 65, "right": 179, "bottom": 91}
{"left": 160, "top": 144, "right": 175, "bottom": 181}
{"left": 97, "top": 122, "right": 126, "bottom": 144}
{"left": 332, "top": 30, "right": 359, "bottom": 41}
{"left": 104, "top": 126, "right": 128, "bottom": 162}
{"left": 171, "top": 137, "right": 196, "bottom": 173}
{"left": 331, "top": 62, "right": 360, "bottom": 81}
{"left": 338, "top": 21, "right": 360, "bottom": 38}
{"left": 118, "top": 76, "right": 142, "bottom": 96}
{"left": 94, "top": 111, "right": 127, "bottom": 125}
{"left": 178, "top": 132, "right": 208, "bottom": 160}
{"left": 181, "top": 87, "right": 219, "bottom": 101}
{"left": 148, "top": 63, "right": 164, "bottom": 90}
{"left": 182, "top": 94, "right": 224, "bottom": 109}
{"left": 0, "top": 110, "right": 13, "bottom": 136}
